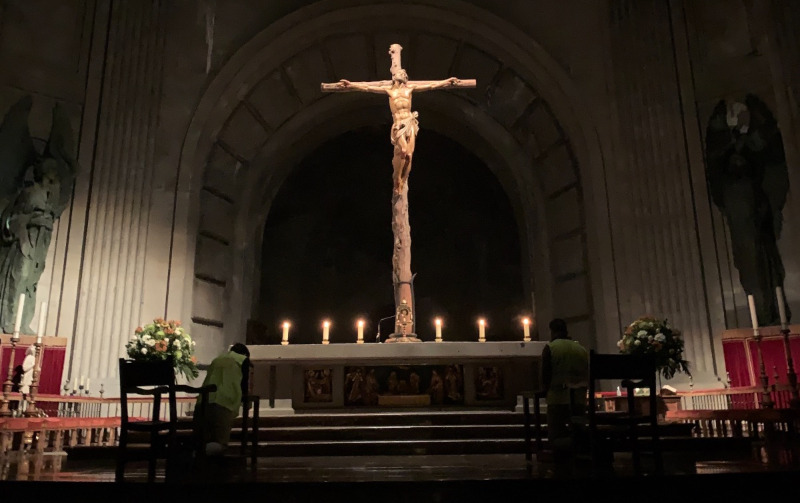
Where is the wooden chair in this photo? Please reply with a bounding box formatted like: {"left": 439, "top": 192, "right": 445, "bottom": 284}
{"left": 115, "top": 358, "right": 215, "bottom": 483}
{"left": 587, "top": 350, "right": 662, "bottom": 476}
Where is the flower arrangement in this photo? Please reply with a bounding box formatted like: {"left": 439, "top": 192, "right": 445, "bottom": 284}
{"left": 125, "top": 318, "right": 199, "bottom": 380}
{"left": 617, "top": 316, "right": 690, "bottom": 380}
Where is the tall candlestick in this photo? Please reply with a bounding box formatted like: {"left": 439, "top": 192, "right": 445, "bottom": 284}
{"left": 322, "top": 321, "right": 330, "bottom": 345}
{"left": 522, "top": 318, "right": 531, "bottom": 342}
{"left": 281, "top": 321, "right": 290, "bottom": 345}
{"left": 748, "top": 295, "right": 759, "bottom": 332}
{"left": 357, "top": 320, "right": 364, "bottom": 344}
{"left": 478, "top": 318, "right": 486, "bottom": 342}
{"left": 36, "top": 301, "right": 47, "bottom": 344}
{"left": 776, "top": 287, "right": 788, "bottom": 330}
{"left": 13, "top": 293, "right": 25, "bottom": 337}
{"left": 80, "top": 375, "right": 85, "bottom": 387}
{"left": 435, "top": 318, "right": 442, "bottom": 342}
{"left": 86, "top": 377, "right": 90, "bottom": 391}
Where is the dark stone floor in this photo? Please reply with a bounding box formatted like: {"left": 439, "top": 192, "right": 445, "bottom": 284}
{"left": 1, "top": 450, "right": 799, "bottom": 503}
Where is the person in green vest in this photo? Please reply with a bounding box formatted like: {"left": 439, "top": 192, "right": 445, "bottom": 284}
{"left": 194, "top": 343, "right": 251, "bottom": 456}
{"left": 541, "top": 318, "right": 589, "bottom": 453}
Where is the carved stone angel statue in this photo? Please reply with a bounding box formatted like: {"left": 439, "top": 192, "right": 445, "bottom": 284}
{"left": 0, "top": 96, "right": 78, "bottom": 334}
{"left": 704, "top": 94, "right": 790, "bottom": 326}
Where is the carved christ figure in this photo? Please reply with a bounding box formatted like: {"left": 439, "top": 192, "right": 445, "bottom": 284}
{"left": 337, "top": 70, "right": 461, "bottom": 193}
{"left": 321, "top": 44, "right": 475, "bottom": 341}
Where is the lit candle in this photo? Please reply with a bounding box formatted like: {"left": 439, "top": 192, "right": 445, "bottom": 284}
{"left": 36, "top": 301, "right": 47, "bottom": 344}
{"left": 86, "top": 377, "right": 90, "bottom": 391}
{"left": 435, "top": 318, "right": 442, "bottom": 342}
{"left": 747, "top": 295, "right": 759, "bottom": 332}
{"left": 776, "top": 287, "right": 788, "bottom": 330}
{"left": 281, "top": 321, "right": 290, "bottom": 345}
{"left": 522, "top": 318, "right": 531, "bottom": 342}
{"left": 322, "top": 320, "right": 330, "bottom": 345}
{"left": 357, "top": 320, "right": 364, "bottom": 344}
{"left": 13, "top": 293, "right": 25, "bottom": 337}
{"left": 478, "top": 318, "right": 486, "bottom": 342}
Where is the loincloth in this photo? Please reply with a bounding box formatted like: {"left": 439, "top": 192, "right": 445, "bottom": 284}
{"left": 390, "top": 112, "right": 419, "bottom": 146}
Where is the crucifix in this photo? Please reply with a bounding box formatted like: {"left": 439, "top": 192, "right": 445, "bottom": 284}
{"left": 321, "top": 44, "right": 475, "bottom": 342}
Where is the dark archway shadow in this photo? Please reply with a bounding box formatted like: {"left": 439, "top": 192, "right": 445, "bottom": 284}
{"left": 257, "top": 126, "right": 526, "bottom": 344}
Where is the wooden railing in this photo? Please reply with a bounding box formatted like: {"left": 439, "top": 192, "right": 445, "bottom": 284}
{"left": 676, "top": 384, "right": 798, "bottom": 411}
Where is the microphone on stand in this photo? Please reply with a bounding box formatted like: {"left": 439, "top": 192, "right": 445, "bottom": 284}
{"left": 376, "top": 315, "right": 396, "bottom": 343}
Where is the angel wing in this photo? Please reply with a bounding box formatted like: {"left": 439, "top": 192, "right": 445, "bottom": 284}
{"left": 704, "top": 99, "right": 733, "bottom": 209}
{"left": 744, "top": 93, "right": 789, "bottom": 239}
{"left": 0, "top": 96, "right": 36, "bottom": 213}
{"left": 44, "top": 102, "right": 78, "bottom": 216}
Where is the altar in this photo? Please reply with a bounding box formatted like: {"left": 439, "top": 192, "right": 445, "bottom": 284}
{"left": 249, "top": 341, "right": 546, "bottom": 412}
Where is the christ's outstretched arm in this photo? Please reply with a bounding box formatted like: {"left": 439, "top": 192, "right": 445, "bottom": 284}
{"left": 410, "top": 77, "right": 461, "bottom": 92}
{"left": 336, "top": 79, "right": 389, "bottom": 94}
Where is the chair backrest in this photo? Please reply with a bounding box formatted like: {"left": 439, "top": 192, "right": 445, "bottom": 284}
{"left": 118, "top": 358, "right": 177, "bottom": 423}
{"left": 588, "top": 350, "right": 657, "bottom": 418}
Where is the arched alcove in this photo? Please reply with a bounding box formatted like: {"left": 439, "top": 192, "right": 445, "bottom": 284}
{"left": 173, "top": 0, "right": 611, "bottom": 361}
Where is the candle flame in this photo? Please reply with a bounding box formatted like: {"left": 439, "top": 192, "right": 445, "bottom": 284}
{"left": 478, "top": 318, "right": 485, "bottom": 326}
{"left": 282, "top": 321, "right": 290, "bottom": 329}
{"left": 323, "top": 320, "right": 330, "bottom": 328}
{"left": 522, "top": 318, "right": 530, "bottom": 326}
{"left": 435, "top": 318, "right": 442, "bottom": 326}
{"left": 357, "top": 320, "right": 364, "bottom": 327}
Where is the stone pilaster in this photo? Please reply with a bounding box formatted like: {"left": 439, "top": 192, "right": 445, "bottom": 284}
{"left": 67, "top": 0, "right": 167, "bottom": 386}
{"left": 607, "top": 0, "right": 718, "bottom": 381}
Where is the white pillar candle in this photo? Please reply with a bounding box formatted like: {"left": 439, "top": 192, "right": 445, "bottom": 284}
{"left": 776, "top": 287, "right": 788, "bottom": 330}
{"left": 322, "top": 321, "right": 330, "bottom": 344}
{"left": 435, "top": 318, "right": 442, "bottom": 342}
{"left": 85, "top": 377, "right": 90, "bottom": 390}
{"left": 522, "top": 318, "right": 531, "bottom": 342}
{"left": 80, "top": 375, "right": 85, "bottom": 387}
{"left": 36, "top": 301, "right": 47, "bottom": 344}
{"left": 357, "top": 320, "right": 364, "bottom": 344}
{"left": 478, "top": 318, "right": 486, "bottom": 342}
{"left": 13, "top": 293, "right": 25, "bottom": 336}
{"left": 281, "top": 321, "right": 290, "bottom": 345}
{"left": 747, "top": 295, "right": 759, "bottom": 331}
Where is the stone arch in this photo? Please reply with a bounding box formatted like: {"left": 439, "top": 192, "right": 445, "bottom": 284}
{"left": 173, "top": 0, "right": 612, "bottom": 359}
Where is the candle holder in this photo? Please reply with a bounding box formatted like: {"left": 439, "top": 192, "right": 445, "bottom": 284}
{"left": 63, "top": 380, "right": 70, "bottom": 396}
{"left": 753, "top": 330, "right": 774, "bottom": 409}
{"left": 99, "top": 383, "right": 105, "bottom": 398}
{"left": 23, "top": 339, "right": 44, "bottom": 417}
{"left": 0, "top": 332, "right": 21, "bottom": 417}
{"left": 779, "top": 326, "right": 800, "bottom": 409}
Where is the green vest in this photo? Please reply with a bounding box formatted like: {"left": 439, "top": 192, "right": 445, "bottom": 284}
{"left": 198, "top": 350, "right": 247, "bottom": 412}
{"left": 546, "top": 338, "right": 589, "bottom": 405}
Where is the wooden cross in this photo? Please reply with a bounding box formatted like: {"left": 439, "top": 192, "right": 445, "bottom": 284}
{"left": 321, "top": 44, "right": 475, "bottom": 342}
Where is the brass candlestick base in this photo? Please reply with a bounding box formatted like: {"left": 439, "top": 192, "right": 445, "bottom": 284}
{"left": 780, "top": 328, "right": 800, "bottom": 409}
{"left": 0, "top": 336, "right": 20, "bottom": 417}
{"left": 753, "top": 332, "right": 774, "bottom": 409}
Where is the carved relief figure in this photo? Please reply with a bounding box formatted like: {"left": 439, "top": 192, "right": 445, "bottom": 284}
{"left": 428, "top": 369, "right": 444, "bottom": 404}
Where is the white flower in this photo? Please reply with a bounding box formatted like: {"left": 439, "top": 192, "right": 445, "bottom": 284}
{"left": 617, "top": 339, "right": 624, "bottom": 349}
{"left": 145, "top": 338, "right": 156, "bottom": 347}
{"left": 637, "top": 330, "right": 647, "bottom": 337}
{"left": 634, "top": 340, "right": 641, "bottom": 346}
{"left": 141, "top": 348, "right": 148, "bottom": 354}
{"left": 173, "top": 339, "right": 180, "bottom": 347}
{"left": 654, "top": 333, "right": 666, "bottom": 342}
